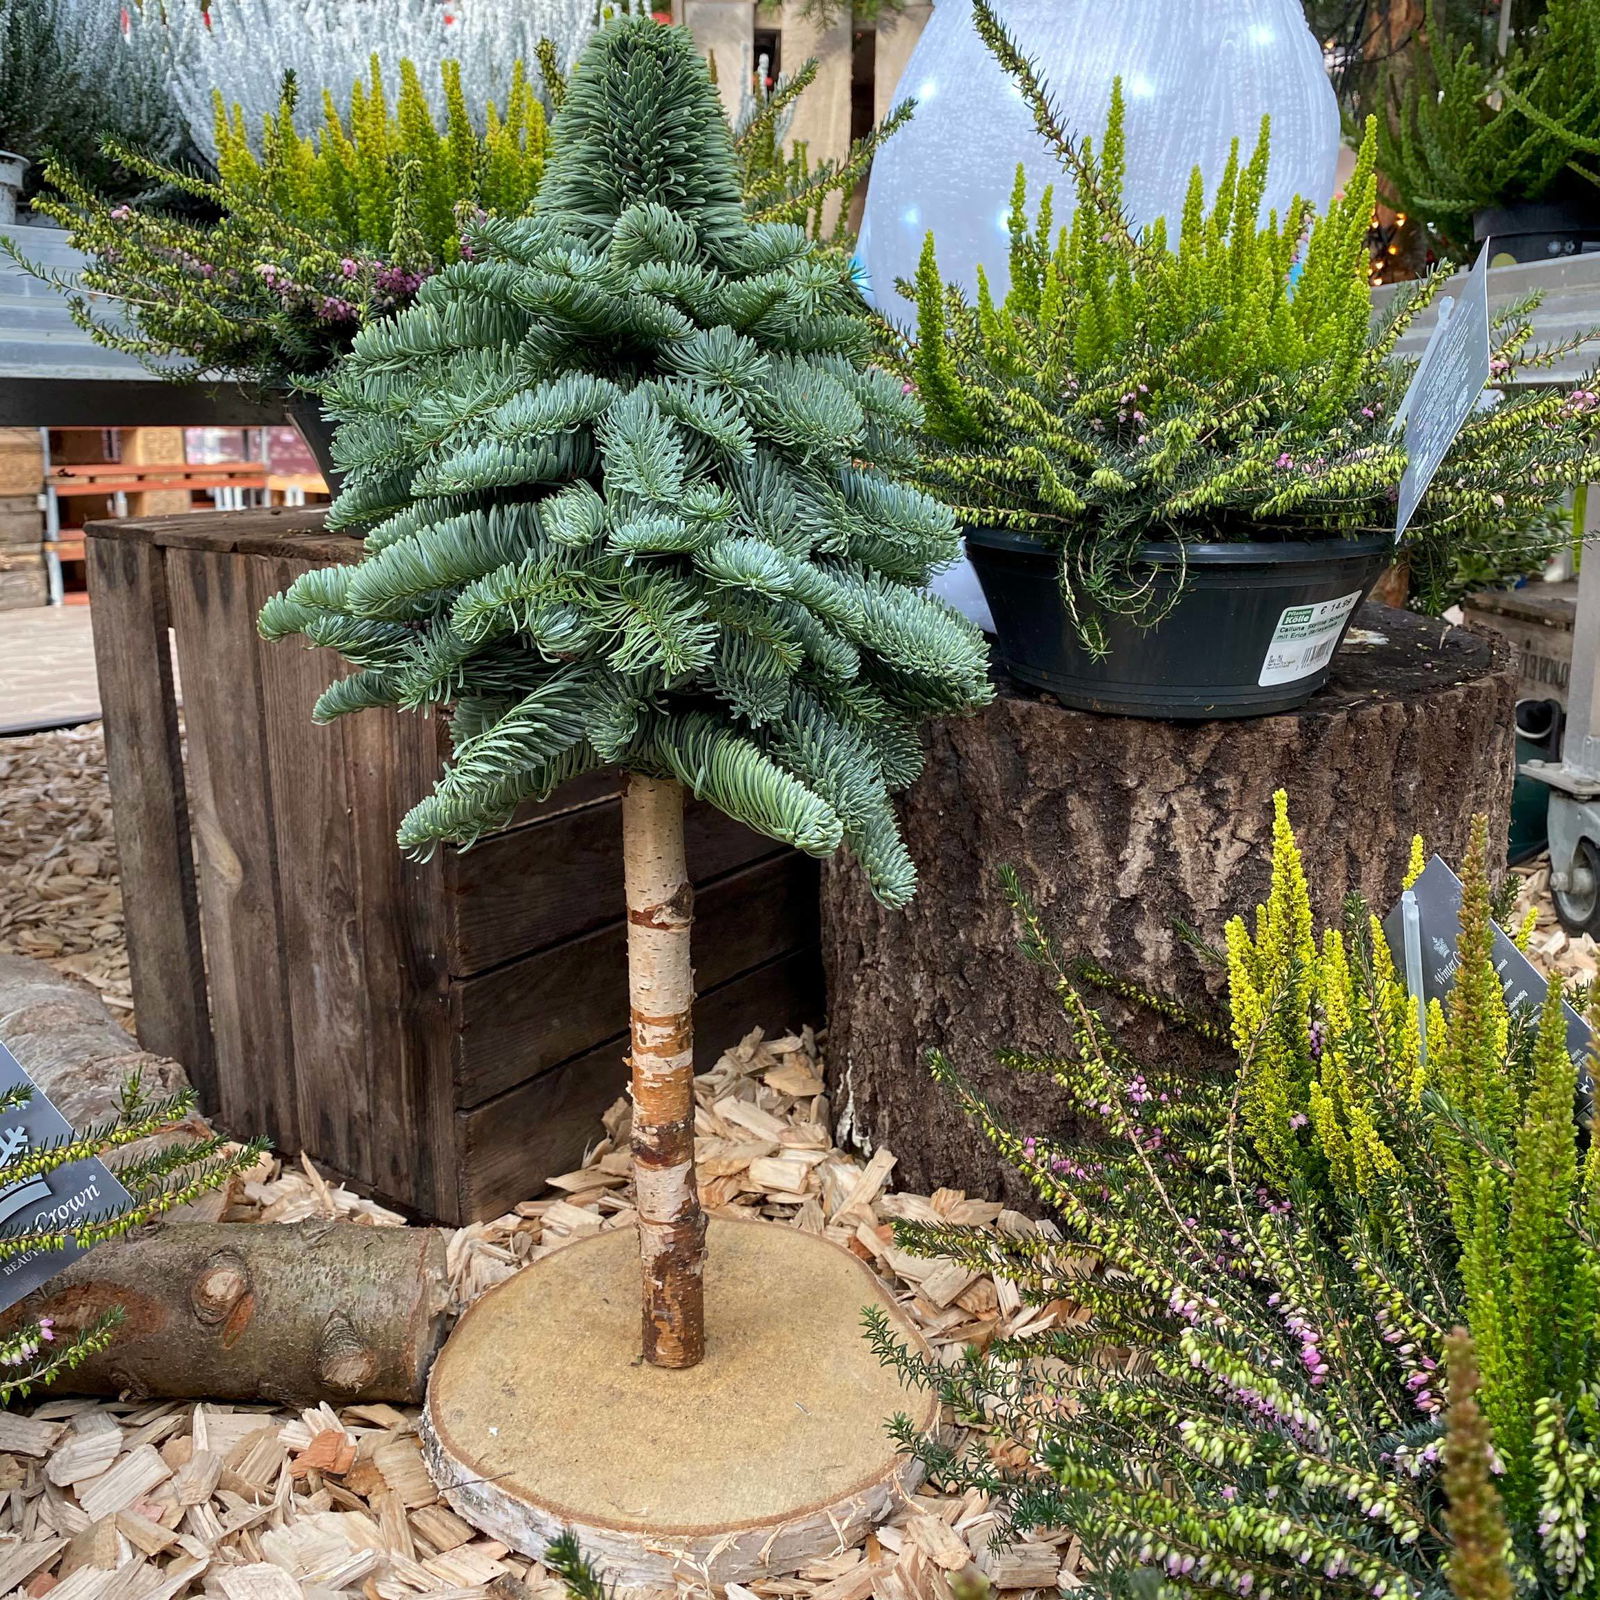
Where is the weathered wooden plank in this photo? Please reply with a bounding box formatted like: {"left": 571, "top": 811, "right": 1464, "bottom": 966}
{"left": 248, "top": 555, "right": 376, "bottom": 1181}
{"left": 92, "top": 507, "right": 327, "bottom": 552}
{"left": 83, "top": 531, "right": 215, "bottom": 1098}
{"left": 346, "top": 703, "right": 458, "bottom": 1220}
{"left": 456, "top": 945, "right": 825, "bottom": 1218}
{"left": 444, "top": 797, "right": 789, "bottom": 976}
{"left": 164, "top": 547, "right": 298, "bottom": 1147}
{"left": 453, "top": 852, "right": 821, "bottom": 1107}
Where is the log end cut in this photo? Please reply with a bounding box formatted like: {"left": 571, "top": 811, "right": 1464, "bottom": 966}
{"left": 421, "top": 1217, "right": 936, "bottom": 1587}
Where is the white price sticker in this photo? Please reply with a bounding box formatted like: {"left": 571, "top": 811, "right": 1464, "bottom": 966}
{"left": 1257, "top": 590, "right": 1363, "bottom": 688}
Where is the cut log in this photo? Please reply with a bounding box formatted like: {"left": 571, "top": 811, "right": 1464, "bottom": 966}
{"left": 0, "top": 953, "right": 233, "bottom": 1223}
{"left": 821, "top": 605, "right": 1518, "bottom": 1201}
{"left": 0, "top": 955, "right": 188, "bottom": 1126}
{"left": 0, "top": 1221, "right": 452, "bottom": 1404}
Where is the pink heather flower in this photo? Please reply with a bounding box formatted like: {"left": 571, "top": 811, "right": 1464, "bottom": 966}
{"left": 340, "top": 257, "right": 360, "bottom": 278}
{"left": 38, "top": 1318, "right": 53, "bottom": 1342}
{"left": 1289, "top": 1112, "right": 1308, "bottom": 1129}
{"left": 1490, "top": 356, "right": 1511, "bottom": 376}
{"left": 1276, "top": 452, "right": 1294, "bottom": 468}
{"left": 1220, "top": 1485, "right": 1236, "bottom": 1502}
{"left": 109, "top": 205, "right": 132, "bottom": 221}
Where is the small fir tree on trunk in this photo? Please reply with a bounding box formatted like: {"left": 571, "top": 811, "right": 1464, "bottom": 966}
{"left": 260, "top": 13, "right": 990, "bottom": 1367}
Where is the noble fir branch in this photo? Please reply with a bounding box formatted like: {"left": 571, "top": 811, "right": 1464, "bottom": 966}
{"left": 543, "top": 1529, "right": 611, "bottom": 1600}
{"left": 258, "top": 16, "right": 990, "bottom": 907}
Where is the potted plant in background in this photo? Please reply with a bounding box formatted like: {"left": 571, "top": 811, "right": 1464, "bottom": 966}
{"left": 6, "top": 17, "right": 910, "bottom": 490}
{"left": 0, "top": 0, "right": 185, "bottom": 210}
{"left": 12, "top": 57, "right": 554, "bottom": 486}
{"left": 895, "top": 3, "right": 1600, "bottom": 720}
{"left": 1382, "top": 0, "right": 1600, "bottom": 264}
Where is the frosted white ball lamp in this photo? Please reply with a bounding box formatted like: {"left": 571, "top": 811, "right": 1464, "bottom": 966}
{"left": 858, "top": 0, "right": 1341, "bottom": 312}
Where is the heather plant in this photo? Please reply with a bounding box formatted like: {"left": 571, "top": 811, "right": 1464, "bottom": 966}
{"left": 896, "top": 0, "right": 1600, "bottom": 647}
{"left": 0, "top": 0, "right": 183, "bottom": 202}
{"left": 1382, "top": 0, "right": 1600, "bottom": 256}
{"left": 11, "top": 59, "right": 550, "bottom": 393}
{"left": 870, "top": 801, "right": 1600, "bottom": 1598}
{"left": 9, "top": 31, "right": 912, "bottom": 398}
{"left": 126, "top": 0, "right": 596, "bottom": 167}
{"left": 0, "top": 1075, "right": 265, "bottom": 1406}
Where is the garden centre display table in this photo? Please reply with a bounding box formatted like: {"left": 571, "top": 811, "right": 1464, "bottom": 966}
{"left": 821, "top": 604, "right": 1517, "bottom": 1200}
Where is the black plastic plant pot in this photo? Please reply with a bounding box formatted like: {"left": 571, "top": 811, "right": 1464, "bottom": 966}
{"left": 1473, "top": 200, "right": 1600, "bottom": 264}
{"left": 965, "top": 527, "right": 1395, "bottom": 720}
{"left": 287, "top": 394, "right": 345, "bottom": 497}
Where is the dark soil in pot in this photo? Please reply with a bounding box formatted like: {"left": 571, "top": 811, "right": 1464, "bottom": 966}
{"left": 965, "top": 527, "right": 1395, "bottom": 720}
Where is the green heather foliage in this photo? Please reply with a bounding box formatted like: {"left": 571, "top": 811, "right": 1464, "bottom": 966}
{"left": 16, "top": 58, "right": 550, "bottom": 391}
{"left": 871, "top": 803, "right": 1600, "bottom": 1598}
{"left": 10, "top": 28, "right": 911, "bottom": 395}
{"left": 257, "top": 16, "right": 990, "bottom": 909}
{"left": 895, "top": 1, "right": 1600, "bottom": 645}
{"left": 1441, "top": 1330, "right": 1517, "bottom": 1600}
{"left": 0, "top": 1076, "right": 264, "bottom": 1405}
{"left": 1383, "top": 0, "right": 1600, "bottom": 255}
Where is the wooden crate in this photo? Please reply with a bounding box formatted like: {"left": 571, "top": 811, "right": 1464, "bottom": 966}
{"left": 0, "top": 542, "right": 45, "bottom": 610}
{"left": 85, "top": 509, "right": 823, "bottom": 1222}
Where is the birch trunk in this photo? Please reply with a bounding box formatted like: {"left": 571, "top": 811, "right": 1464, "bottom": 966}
{"left": 622, "top": 774, "right": 706, "bottom": 1369}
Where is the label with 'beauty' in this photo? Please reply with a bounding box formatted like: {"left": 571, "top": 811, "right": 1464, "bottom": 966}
{"left": 1257, "top": 590, "right": 1364, "bottom": 687}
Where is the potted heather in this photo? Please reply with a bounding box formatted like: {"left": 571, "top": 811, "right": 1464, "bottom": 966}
{"left": 898, "top": 2, "right": 1600, "bottom": 719}
{"left": 10, "top": 57, "right": 554, "bottom": 484}
{"left": 7, "top": 22, "right": 908, "bottom": 489}
{"left": 1383, "top": 0, "right": 1600, "bottom": 263}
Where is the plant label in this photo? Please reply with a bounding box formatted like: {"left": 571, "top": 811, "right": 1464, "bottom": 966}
{"left": 0, "top": 1042, "right": 133, "bottom": 1313}
{"left": 1382, "top": 854, "right": 1593, "bottom": 1122}
{"left": 1393, "top": 243, "right": 1492, "bottom": 540}
{"left": 1257, "top": 590, "right": 1364, "bottom": 686}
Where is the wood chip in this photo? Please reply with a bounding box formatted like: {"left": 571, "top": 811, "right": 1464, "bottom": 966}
{"left": 169, "top": 1450, "right": 222, "bottom": 1509}
{"left": 214, "top": 1563, "right": 303, "bottom": 1600}
{"left": 408, "top": 1504, "right": 476, "bottom": 1555}
{"left": 47, "top": 1431, "right": 123, "bottom": 1489}
{"left": 0, "top": 1415, "right": 63, "bottom": 1458}
{"left": 290, "top": 1432, "right": 355, "bottom": 1480}
{"left": 78, "top": 1449, "right": 172, "bottom": 1523}
{"left": 904, "top": 1516, "right": 973, "bottom": 1572}
{"left": 57, "top": 1518, "right": 125, "bottom": 1580}
{"left": 976, "top": 1542, "right": 1062, "bottom": 1589}
{"left": 372, "top": 1439, "right": 435, "bottom": 1509}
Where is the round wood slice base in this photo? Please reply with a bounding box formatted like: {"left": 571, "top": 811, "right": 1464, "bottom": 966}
{"left": 420, "top": 1217, "right": 937, "bottom": 1589}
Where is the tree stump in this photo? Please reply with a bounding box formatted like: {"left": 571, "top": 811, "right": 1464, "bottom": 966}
{"left": 821, "top": 604, "right": 1517, "bottom": 1203}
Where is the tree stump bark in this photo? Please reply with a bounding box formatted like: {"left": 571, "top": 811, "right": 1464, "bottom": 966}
{"left": 821, "top": 605, "right": 1517, "bottom": 1203}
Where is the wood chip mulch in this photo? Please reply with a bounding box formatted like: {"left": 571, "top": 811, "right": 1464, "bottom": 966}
{"left": 0, "top": 725, "right": 1081, "bottom": 1600}
{"left": 0, "top": 726, "right": 131, "bottom": 1024}
{"left": 1511, "top": 854, "right": 1600, "bottom": 988}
